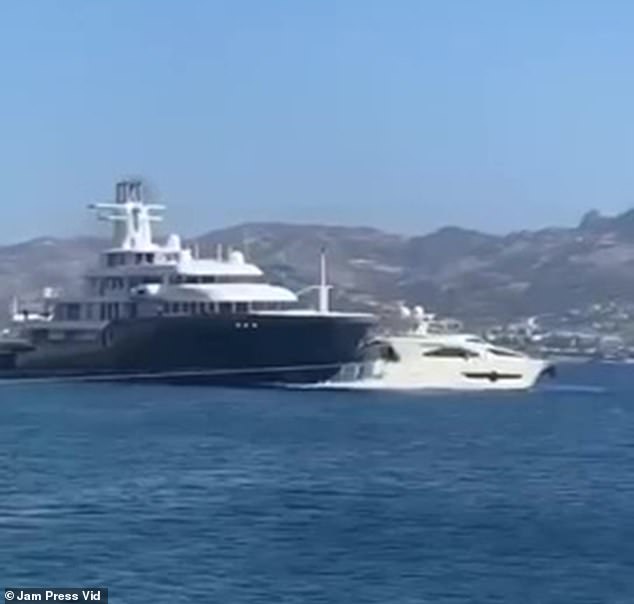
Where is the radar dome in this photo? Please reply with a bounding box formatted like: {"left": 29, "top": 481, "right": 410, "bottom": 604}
{"left": 166, "top": 234, "right": 181, "bottom": 250}
{"left": 229, "top": 250, "right": 245, "bottom": 264}
{"left": 413, "top": 305, "right": 425, "bottom": 319}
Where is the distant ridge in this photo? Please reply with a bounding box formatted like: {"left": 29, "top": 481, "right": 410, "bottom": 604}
{"left": 3, "top": 207, "right": 634, "bottom": 322}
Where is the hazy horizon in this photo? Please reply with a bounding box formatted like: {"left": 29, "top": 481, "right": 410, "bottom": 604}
{"left": 0, "top": 201, "right": 626, "bottom": 248}
{"left": 3, "top": 1, "right": 634, "bottom": 242}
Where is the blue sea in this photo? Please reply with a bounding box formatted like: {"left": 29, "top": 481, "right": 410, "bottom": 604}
{"left": 1, "top": 363, "right": 634, "bottom": 603}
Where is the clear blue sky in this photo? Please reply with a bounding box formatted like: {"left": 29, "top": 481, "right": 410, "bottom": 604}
{"left": 2, "top": 1, "right": 634, "bottom": 242}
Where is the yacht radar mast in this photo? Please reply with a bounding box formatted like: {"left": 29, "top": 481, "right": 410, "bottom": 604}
{"left": 89, "top": 179, "right": 165, "bottom": 250}
{"left": 295, "top": 247, "right": 332, "bottom": 313}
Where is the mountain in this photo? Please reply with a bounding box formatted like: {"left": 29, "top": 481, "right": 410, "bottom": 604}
{"left": 0, "top": 237, "right": 102, "bottom": 315}
{"left": 3, "top": 209, "right": 634, "bottom": 323}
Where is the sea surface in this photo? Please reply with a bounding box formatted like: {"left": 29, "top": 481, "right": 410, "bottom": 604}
{"left": 1, "top": 363, "right": 634, "bottom": 603}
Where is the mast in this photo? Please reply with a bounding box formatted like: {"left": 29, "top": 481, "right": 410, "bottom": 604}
{"left": 89, "top": 179, "right": 165, "bottom": 250}
{"left": 318, "top": 247, "right": 331, "bottom": 313}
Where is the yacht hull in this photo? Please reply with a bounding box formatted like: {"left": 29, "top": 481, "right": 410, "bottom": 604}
{"left": 326, "top": 358, "right": 554, "bottom": 391}
{"left": 0, "top": 314, "right": 374, "bottom": 385}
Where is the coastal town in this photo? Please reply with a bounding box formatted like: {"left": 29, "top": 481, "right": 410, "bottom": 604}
{"left": 478, "top": 301, "right": 634, "bottom": 361}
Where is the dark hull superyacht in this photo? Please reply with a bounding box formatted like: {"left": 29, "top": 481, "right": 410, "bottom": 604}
{"left": 0, "top": 181, "right": 375, "bottom": 385}
{"left": 1, "top": 314, "right": 372, "bottom": 384}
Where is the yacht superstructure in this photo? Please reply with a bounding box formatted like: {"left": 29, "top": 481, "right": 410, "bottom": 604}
{"left": 2, "top": 180, "right": 375, "bottom": 384}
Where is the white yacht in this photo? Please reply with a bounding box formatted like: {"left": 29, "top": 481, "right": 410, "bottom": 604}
{"left": 329, "top": 306, "right": 554, "bottom": 391}
{"left": 1, "top": 180, "right": 375, "bottom": 384}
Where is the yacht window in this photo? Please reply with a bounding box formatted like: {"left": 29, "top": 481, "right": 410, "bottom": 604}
{"left": 199, "top": 303, "right": 207, "bottom": 314}
{"left": 188, "top": 276, "right": 212, "bottom": 284}
{"left": 66, "top": 304, "right": 81, "bottom": 321}
{"left": 381, "top": 345, "right": 400, "bottom": 362}
{"left": 488, "top": 348, "right": 521, "bottom": 358}
{"left": 129, "top": 276, "right": 162, "bottom": 288}
{"left": 107, "top": 253, "right": 127, "bottom": 267}
{"left": 31, "top": 329, "right": 49, "bottom": 344}
{"left": 135, "top": 254, "right": 143, "bottom": 264}
{"left": 235, "top": 302, "right": 248, "bottom": 313}
{"left": 208, "top": 302, "right": 217, "bottom": 314}
{"left": 171, "top": 274, "right": 263, "bottom": 284}
{"left": 424, "top": 347, "right": 478, "bottom": 359}
{"left": 104, "top": 304, "right": 113, "bottom": 320}
{"left": 217, "top": 275, "right": 264, "bottom": 284}
{"left": 145, "top": 254, "right": 155, "bottom": 264}
{"left": 251, "top": 301, "right": 294, "bottom": 311}
{"left": 358, "top": 341, "right": 400, "bottom": 362}
{"left": 219, "top": 302, "right": 232, "bottom": 314}
{"left": 70, "top": 330, "right": 99, "bottom": 342}
{"left": 172, "top": 303, "right": 181, "bottom": 314}
{"left": 464, "top": 371, "right": 522, "bottom": 381}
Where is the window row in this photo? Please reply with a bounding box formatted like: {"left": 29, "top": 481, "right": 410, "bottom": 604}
{"left": 55, "top": 302, "right": 138, "bottom": 322}
{"left": 88, "top": 276, "right": 163, "bottom": 294}
{"left": 168, "top": 275, "right": 263, "bottom": 284}
{"left": 53, "top": 300, "right": 294, "bottom": 322}
{"left": 88, "top": 274, "right": 263, "bottom": 294}
{"left": 105, "top": 252, "right": 180, "bottom": 267}
{"left": 423, "top": 347, "right": 479, "bottom": 359}
{"left": 161, "top": 301, "right": 293, "bottom": 316}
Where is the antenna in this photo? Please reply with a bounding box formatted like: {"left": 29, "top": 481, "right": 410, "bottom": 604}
{"left": 242, "top": 228, "right": 250, "bottom": 260}
{"left": 318, "top": 247, "right": 331, "bottom": 313}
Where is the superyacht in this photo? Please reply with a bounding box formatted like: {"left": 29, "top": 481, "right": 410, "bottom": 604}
{"left": 0, "top": 180, "right": 375, "bottom": 384}
{"left": 328, "top": 306, "right": 554, "bottom": 391}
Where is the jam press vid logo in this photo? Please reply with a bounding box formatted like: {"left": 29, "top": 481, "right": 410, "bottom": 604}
{"left": 5, "top": 589, "right": 107, "bottom": 602}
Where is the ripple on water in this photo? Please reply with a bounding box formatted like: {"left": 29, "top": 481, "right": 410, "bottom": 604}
{"left": 1, "top": 364, "right": 634, "bottom": 603}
